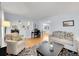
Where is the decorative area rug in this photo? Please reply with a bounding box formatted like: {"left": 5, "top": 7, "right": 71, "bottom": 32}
{"left": 17, "top": 48, "right": 37, "bottom": 56}
{"left": 7, "top": 46, "right": 37, "bottom": 56}
{"left": 58, "top": 48, "right": 78, "bottom": 56}
{"left": 7, "top": 48, "right": 78, "bottom": 56}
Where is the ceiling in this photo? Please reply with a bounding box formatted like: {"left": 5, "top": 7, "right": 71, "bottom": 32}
{"left": 1, "top": 2, "right": 79, "bottom": 20}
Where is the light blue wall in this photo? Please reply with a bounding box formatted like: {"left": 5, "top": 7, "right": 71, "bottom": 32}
{"left": 51, "top": 15, "right": 79, "bottom": 36}
{"left": 5, "top": 12, "right": 34, "bottom": 38}
{"left": 4, "top": 12, "right": 79, "bottom": 38}
{"left": 38, "top": 13, "right": 79, "bottom": 37}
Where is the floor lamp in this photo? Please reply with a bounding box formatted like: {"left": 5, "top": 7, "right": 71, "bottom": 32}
{"left": 2, "top": 20, "right": 10, "bottom": 35}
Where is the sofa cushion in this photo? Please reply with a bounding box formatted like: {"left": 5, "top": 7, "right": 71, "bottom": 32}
{"left": 5, "top": 33, "right": 22, "bottom": 41}
{"left": 52, "top": 31, "right": 74, "bottom": 41}
{"left": 11, "top": 36, "right": 22, "bottom": 41}
{"left": 65, "top": 32, "right": 73, "bottom": 41}
{"left": 51, "top": 37, "right": 73, "bottom": 46}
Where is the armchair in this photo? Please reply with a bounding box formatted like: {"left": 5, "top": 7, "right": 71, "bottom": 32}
{"left": 5, "top": 33, "right": 25, "bottom": 55}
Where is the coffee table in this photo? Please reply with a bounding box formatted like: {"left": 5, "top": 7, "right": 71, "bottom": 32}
{"left": 36, "top": 42, "right": 64, "bottom": 56}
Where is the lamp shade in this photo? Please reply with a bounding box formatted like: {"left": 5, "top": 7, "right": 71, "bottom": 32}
{"left": 2, "top": 21, "right": 10, "bottom": 27}
{"left": 27, "top": 21, "right": 30, "bottom": 26}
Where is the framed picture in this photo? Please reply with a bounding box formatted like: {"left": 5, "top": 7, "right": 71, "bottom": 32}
{"left": 63, "top": 20, "right": 74, "bottom": 27}
{"left": 44, "top": 25, "right": 49, "bottom": 30}
{"left": 12, "top": 25, "right": 17, "bottom": 29}
{"left": 43, "top": 24, "right": 49, "bottom": 32}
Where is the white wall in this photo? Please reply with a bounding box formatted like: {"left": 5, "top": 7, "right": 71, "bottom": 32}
{"left": 6, "top": 20, "right": 33, "bottom": 38}
{"left": 5, "top": 12, "right": 34, "bottom": 38}
{"left": 0, "top": 2, "right": 1, "bottom": 47}
{"left": 0, "top": 3, "right": 6, "bottom": 48}
{"left": 38, "top": 13, "right": 79, "bottom": 37}
{"left": 0, "top": 9, "right": 7, "bottom": 48}
{"left": 51, "top": 15, "right": 79, "bottom": 36}
{"left": 0, "top": 9, "right": 2, "bottom": 47}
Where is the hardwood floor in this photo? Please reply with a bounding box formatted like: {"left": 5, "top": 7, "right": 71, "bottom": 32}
{"left": 25, "top": 33, "right": 49, "bottom": 48}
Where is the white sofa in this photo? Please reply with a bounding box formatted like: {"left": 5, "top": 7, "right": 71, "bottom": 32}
{"left": 6, "top": 40, "right": 25, "bottom": 55}
{"left": 50, "top": 37, "right": 73, "bottom": 46}
{"left": 49, "top": 31, "right": 77, "bottom": 52}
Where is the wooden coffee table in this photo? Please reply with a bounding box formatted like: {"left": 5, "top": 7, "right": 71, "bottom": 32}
{"left": 36, "top": 42, "right": 64, "bottom": 56}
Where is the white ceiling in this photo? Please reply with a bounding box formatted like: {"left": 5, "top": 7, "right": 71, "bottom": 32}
{"left": 1, "top": 2, "right": 79, "bottom": 20}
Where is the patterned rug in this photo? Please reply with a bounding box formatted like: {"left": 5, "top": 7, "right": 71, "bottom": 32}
{"left": 7, "top": 48, "right": 78, "bottom": 56}
{"left": 7, "top": 46, "right": 37, "bottom": 56}
{"left": 58, "top": 48, "right": 78, "bottom": 56}
{"left": 17, "top": 48, "right": 37, "bottom": 56}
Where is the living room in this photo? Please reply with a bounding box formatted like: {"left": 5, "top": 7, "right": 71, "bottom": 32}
{"left": 0, "top": 2, "right": 79, "bottom": 56}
